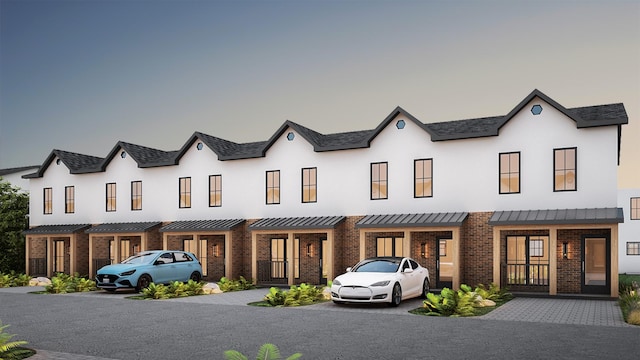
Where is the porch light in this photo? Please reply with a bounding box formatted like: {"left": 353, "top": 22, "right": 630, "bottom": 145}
{"left": 421, "top": 243, "right": 427, "bottom": 258}
{"left": 562, "top": 242, "right": 569, "bottom": 259}
{"left": 306, "top": 243, "right": 313, "bottom": 257}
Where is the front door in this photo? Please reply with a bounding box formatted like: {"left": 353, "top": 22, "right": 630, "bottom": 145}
{"left": 320, "top": 238, "right": 328, "bottom": 285}
{"left": 582, "top": 236, "right": 610, "bottom": 294}
{"left": 436, "top": 238, "right": 453, "bottom": 289}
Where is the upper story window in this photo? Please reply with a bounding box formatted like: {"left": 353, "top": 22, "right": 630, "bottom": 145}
{"left": 266, "top": 170, "right": 280, "bottom": 205}
{"left": 131, "top": 181, "right": 142, "bottom": 211}
{"left": 554, "top": 147, "right": 577, "bottom": 191}
{"left": 65, "top": 186, "right": 75, "bottom": 213}
{"left": 302, "top": 167, "right": 317, "bottom": 203}
{"left": 631, "top": 198, "right": 640, "bottom": 220}
{"left": 414, "top": 159, "right": 433, "bottom": 198}
{"left": 371, "top": 162, "right": 388, "bottom": 200}
{"left": 627, "top": 242, "right": 640, "bottom": 255}
{"left": 43, "top": 187, "right": 53, "bottom": 215}
{"left": 499, "top": 152, "right": 520, "bottom": 194}
{"left": 209, "top": 175, "right": 222, "bottom": 207}
{"left": 106, "top": 183, "right": 116, "bottom": 212}
{"left": 179, "top": 177, "right": 191, "bottom": 208}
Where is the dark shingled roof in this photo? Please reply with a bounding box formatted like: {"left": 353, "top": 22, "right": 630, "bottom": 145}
{"left": 23, "top": 224, "right": 91, "bottom": 235}
{"left": 356, "top": 212, "right": 469, "bottom": 228}
{"left": 489, "top": 208, "right": 624, "bottom": 225}
{"left": 28, "top": 89, "right": 628, "bottom": 174}
{"left": 85, "top": 222, "right": 163, "bottom": 233}
{"left": 0, "top": 165, "right": 40, "bottom": 177}
{"left": 249, "top": 216, "right": 346, "bottom": 230}
{"left": 160, "top": 219, "right": 246, "bottom": 232}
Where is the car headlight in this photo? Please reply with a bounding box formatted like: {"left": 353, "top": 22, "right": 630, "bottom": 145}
{"left": 370, "top": 280, "right": 390, "bottom": 287}
{"left": 333, "top": 279, "right": 341, "bottom": 286}
{"left": 120, "top": 269, "right": 136, "bottom": 276}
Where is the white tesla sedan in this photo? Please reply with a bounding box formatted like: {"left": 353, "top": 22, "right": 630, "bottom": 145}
{"left": 330, "top": 257, "right": 430, "bottom": 307}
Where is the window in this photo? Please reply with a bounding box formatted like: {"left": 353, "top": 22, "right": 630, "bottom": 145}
{"left": 54, "top": 240, "right": 65, "bottom": 273}
{"left": 131, "top": 181, "right": 142, "bottom": 210}
{"left": 106, "top": 183, "right": 116, "bottom": 212}
{"left": 627, "top": 242, "right": 640, "bottom": 255}
{"left": 302, "top": 167, "right": 317, "bottom": 203}
{"left": 506, "top": 236, "right": 549, "bottom": 285}
{"left": 371, "top": 162, "right": 388, "bottom": 200}
{"left": 266, "top": 170, "right": 280, "bottom": 204}
{"left": 376, "top": 237, "right": 403, "bottom": 257}
{"left": 200, "top": 239, "right": 208, "bottom": 276}
{"left": 209, "top": 175, "right": 222, "bottom": 207}
{"left": 414, "top": 159, "right": 433, "bottom": 198}
{"left": 179, "top": 177, "right": 191, "bottom": 208}
{"left": 271, "top": 238, "right": 286, "bottom": 278}
{"left": 631, "top": 198, "right": 640, "bottom": 220}
{"left": 120, "top": 239, "right": 131, "bottom": 263}
{"left": 499, "top": 152, "right": 520, "bottom": 194}
{"left": 554, "top": 148, "right": 576, "bottom": 191}
{"left": 43, "top": 187, "right": 53, "bottom": 214}
{"left": 64, "top": 186, "right": 75, "bottom": 213}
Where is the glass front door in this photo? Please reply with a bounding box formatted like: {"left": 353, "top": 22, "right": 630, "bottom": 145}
{"left": 582, "top": 237, "right": 610, "bottom": 294}
{"left": 437, "top": 238, "right": 453, "bottom": 289}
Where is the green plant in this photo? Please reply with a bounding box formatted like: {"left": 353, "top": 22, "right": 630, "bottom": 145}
{"left": 72, "top": 277, "right": 97, "bottom": 292}
{"left": 224, "top": 343, "right": 302, "bottom": 360}
{"left": 44, "top": 273, "right": 96, "bottom": 294}
{"left": 168, "top": 281, "right": 189, "bottom": 297}
{"left": 619, "top": 274, "right": 640, "bottom": 295}
{"left": 0, "top": 321, "right": 31, "bottom": 360}
{"left": 263, "top": 284, "right": 324, "bottom": 307}
{"left": 0, "top": 272, "right": 31, "bottom": 288}
{"left": 218, "top": 276, "right": 255, "bottom": 292}
{"left": 184, "top": 279, "right": 205, "bottom": 296}
{"left": 0, "top": 274, "right": 11, "bottom": 288}
{"left": 141, "top": 283, "right": 170, "bottom": 299}
{"left": 423, "top": 287, "right": 476, "bottom": 317}
{"left": 474, "top": 283, "right": 513, "bottom": 302}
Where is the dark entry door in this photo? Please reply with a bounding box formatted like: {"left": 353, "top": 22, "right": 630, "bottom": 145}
{"left": 581, "top": 236, "right": 610, "bottom": 295}
{"left": 436, "top": 238, "right": 453, "bottom": 289}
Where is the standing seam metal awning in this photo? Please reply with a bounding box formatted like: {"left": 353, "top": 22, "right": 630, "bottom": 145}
{"left": 84, "top": 222, "right": 163, "bottom": 233}
{"left": 488, "top": 208, "right": 624, "bottom": 226}
{"left": 23, "top": 224, "right": 91, "bottom": 235}
{"left": 249, "top": 216, "right": 346, "bottom": 230}
{"left": 355, "top": 212, "right": 469, "bottom": 228}
{"left": 159, "top": 219, "right": 246, "bottom": 232}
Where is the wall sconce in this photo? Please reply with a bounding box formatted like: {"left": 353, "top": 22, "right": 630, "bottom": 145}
{"left": 421, "top": 243, "right": 427, "bottom": 258}
{"left": 562, "top": 242, "right": 569, "bottom": 259}
{"left": 306, "top": 243, "right": 313, "bottom": 257}
{"left": 212, "top": 243, "right": 219, "bottom": 257}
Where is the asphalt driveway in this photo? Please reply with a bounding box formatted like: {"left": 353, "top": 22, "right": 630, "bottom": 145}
{"left": 1, "top": 287, "right": 637, "bottom": 360}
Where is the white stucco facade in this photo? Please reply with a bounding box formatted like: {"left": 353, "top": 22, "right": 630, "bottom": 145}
{"left": 618, "top": 188, "right": 640, "bottom": 274}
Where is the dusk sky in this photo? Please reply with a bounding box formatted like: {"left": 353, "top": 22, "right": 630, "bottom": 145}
{"left": 1, "top": 0, "right": 638, "bottom": 187}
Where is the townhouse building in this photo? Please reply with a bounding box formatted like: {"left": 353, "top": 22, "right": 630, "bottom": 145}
{"left": 619, "top": 189, "right": 640, "bottom": 274}
{"left": 23, "top": 89, "right": 629, "bottom": 297}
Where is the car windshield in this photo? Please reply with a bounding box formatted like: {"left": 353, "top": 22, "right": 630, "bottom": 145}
{"left": 353, "top": 259, "right": 400, "bottom": 273}
{"left": 121, "top": 252, "right": 158, "bottom": 265}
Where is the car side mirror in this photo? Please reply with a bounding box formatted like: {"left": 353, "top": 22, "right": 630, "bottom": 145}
{"left": 154, "top": 260, "right": 163, "bottom": 265}
{"left": 403, "top": 268, "right": 413, "bottom": 273}
{"left": 346, "top": 267, "right": 352, "bottom": 272}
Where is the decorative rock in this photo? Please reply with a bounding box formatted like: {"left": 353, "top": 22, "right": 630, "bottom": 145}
{"left": 479, "top": 299, "right": 496, "bottom": 307}
{"left": 202, "top": 282, "right": 222, "bottom": 295}
{"left": 30, "top": 277, "right": 51, "bottom": 286}
{"left": 322, "top": 287, "right": 331, "bottom": 300}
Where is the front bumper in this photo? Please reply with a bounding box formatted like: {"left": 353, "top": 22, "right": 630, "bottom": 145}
{"left": 95, "top": 274, "right": 134, "bottom": 289}
{"left": 330, "top": 285, "right": 392, "bottom": 303}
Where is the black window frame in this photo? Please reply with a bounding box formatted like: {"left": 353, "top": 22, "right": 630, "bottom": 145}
{"left": 106, "top": 183, "right": 116, "bottom": 212}
{"left": 301, "top": 167, "right": 317, "bottom": 203}
{"left": 64, "top": 186, "right": 75, "bottom": 214}
{"left": 131, "top": 181, "right": 142, "bottom": 211}
{"left": 179, "top": 177, "right": 191, "bottom": 209}
{"left": 414, "top": 158, "right": 433, "bottom": 198}
{"left": 499, "top": 152, "right": 521, "bottom": 194}
{"left": 209, "top": 175, "right": 222, "bottom": 207}
{"left": 553, "top": 147, "right": 577, "bottom": 192}
{"left": 370, "top": 162, "right": 388, "bottom": 200}
{"left": 266, "top": 170, "right": 280, "bottom": 205}
{"left": 631, "top": 197, "right": 639, "bottom": 220}
{"left": 627, "top": 242, "right": 640, "bottom": 255}
{"left": 43, "top": 187, "right": 53, "bottom": 215}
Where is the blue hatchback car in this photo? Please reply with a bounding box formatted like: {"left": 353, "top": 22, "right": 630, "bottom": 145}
{"left": 95, "top": 250, "right": 203, "bottom": 292}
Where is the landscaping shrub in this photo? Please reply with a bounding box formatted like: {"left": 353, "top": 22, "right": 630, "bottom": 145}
{"left": 422, "top": 283, "right": 512, "bottom": 317}
{"left": 140, "top": 280, "right": 204, "bottom": 300}
{"left": 44, "top": 273, "right": 96, "bottom": 294}
{"left": 0, "top": 272, "right": 31, "bottom": 288}
{"left": 224, "top": 343, "right": 302, "bottom": 360}
{"left": 0, "top": 320, "right": 32, "bottom": 360}
{"left": 217, "top": 276, "right": 255, "bottom": 292}
{"left": 618, "top": 278, "right": 640, "bottom": 326}
{"left": 263, "top": 284, "right": 325, "bottom": 307}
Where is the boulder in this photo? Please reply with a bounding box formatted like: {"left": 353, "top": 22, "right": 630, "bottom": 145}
{"left": 30, "top": 277, "right": 51, "bottom": 286}
{"left": 202, "top": 282, "right": 223, "bottom": 295}
{"left": 322, "top": 287, "right": 331, "bottom": 300}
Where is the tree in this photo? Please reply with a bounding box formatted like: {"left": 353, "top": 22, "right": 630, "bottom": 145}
{"left": 0, "top": 178, "right": 29, "bottom": 273}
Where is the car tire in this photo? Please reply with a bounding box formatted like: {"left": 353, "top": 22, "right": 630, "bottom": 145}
{"left": 422, "top": 278, "right": 430, "bottom": 299}
{"left": 136, "top": 274, "right": 152, "bottom": 292}
{"left": 389, "top": 283, "right": 402, "bottom": 307}
{"left": 189, "top": 272, "right": 201, "bottom": 282}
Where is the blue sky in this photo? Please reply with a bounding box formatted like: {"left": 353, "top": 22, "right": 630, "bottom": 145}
{"left": 1, "top": 0, "right": 638, "bottom": 186}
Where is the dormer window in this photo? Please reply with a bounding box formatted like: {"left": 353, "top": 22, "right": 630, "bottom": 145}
{"left": 120, "top": 151, "right": 127, "bottom": 159}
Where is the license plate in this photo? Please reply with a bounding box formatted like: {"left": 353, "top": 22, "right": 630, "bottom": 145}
{"left": 103, "top": 278, "right": 109, "bottom": 283}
